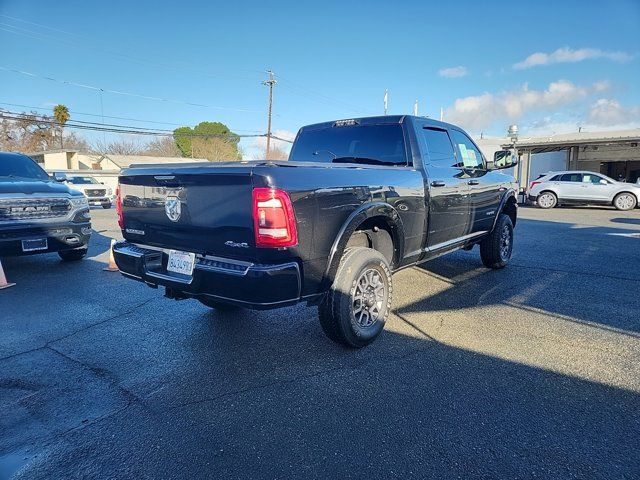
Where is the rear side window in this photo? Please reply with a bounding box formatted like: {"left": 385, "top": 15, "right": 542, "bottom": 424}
{"left": 289, "top": 124, "right": 408, "bottom": 166}
{"left": 560, "top": 173, "right": 583, "bottom": 182}
{"left": 549, "top": 174, "right": 562, "bottom": 181}
{"left": 450, "top": 130, "right": 485, "bottom": 169}
{"left": 421, "top": 128, "right": 456, "bottom": 167}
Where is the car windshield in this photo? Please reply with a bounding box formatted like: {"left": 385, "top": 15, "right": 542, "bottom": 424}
{"left": 0, "top": 153, "right": 50, "bottom": 181}
{"left": 289, "top": 124, "right": 407, "bottom": 166}
{"left": 68, "top": 176, "right": 100, "bottom": 184}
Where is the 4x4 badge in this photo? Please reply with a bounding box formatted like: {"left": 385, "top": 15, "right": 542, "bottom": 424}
{"left": 165, "top": 196, "right": 181, "bottom": 222}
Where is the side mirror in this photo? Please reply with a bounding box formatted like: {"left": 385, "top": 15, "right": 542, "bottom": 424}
{"left": 490, "top": 150, "right": 518, "bottom": 170}
{"left": 52, "top": 172, "right": 67, "bottom": 182}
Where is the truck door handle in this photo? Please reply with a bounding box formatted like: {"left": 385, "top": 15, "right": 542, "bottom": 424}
{"left": 467, "top": 180, "right": 479, "bottom": 185}
{"left": 431, "top": 181, "right": 446, "bottom": 187}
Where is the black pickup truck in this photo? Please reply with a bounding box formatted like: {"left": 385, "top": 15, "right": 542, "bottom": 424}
{"left": 113, "top": 116, "right": 518, "bottom": 347}
{"left": 0, "top": 152, "right": 91, "bottom": 260}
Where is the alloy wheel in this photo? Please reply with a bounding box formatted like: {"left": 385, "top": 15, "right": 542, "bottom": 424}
{"left": 538, "top": 193, "right": 555, "bottom": 208}
{"left": 616, "top": 194, "right": 635, "bottom": 210}
{"left": 352, "top": 268, "right": 386, "bottom": 327}
{"left": 499, "top": 224, "right": 512, "bottom": 260}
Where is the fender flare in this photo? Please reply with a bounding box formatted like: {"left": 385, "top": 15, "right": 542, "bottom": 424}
{"left": 492, "top": 189, "right": 518, "bottom": 231}
{"left": 322, "top": 202, "right": 405, "bottom": 289}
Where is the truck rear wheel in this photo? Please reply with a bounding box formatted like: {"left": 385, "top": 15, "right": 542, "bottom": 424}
{"left": 319, "top": 247, "right": 392, "bottom": 348}
{"left": 480, "top": 213, "right": 513, "bottom": 269}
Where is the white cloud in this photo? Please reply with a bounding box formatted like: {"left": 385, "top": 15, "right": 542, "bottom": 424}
{"left": 444, "top": 80, "right": 611, "bottom": 132}
{"left": 588, "top": 98, "right": 640, "bottom": 125}
{"left": 513, "top": 47, "right": 633, "bottom": 69}
{"left": 438, "top": 66, "right": 468, "bottom": 78}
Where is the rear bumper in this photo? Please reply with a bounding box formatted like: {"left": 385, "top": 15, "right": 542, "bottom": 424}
{"left": 113, "top": 242, "right": 302, "bottom": 309}
{"left": 0, "top": 221, "right": 91, "bottom": 256}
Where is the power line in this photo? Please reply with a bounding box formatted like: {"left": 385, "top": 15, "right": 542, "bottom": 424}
{"left": 0, "top": 16, "right": 265, "bottom": 81}
{"left": 0, "top": 66, "right": 263, "bottom": 113}
{"left": 0, "top": 14, "right": 80, "bottom": 37}
{"left": 0, "top": 110, "right": 294, "bottom": 143}
{"left": 1, "top": 15, "right": 374, "bottom": 116}
{"left": 275, "top": 74, "right": 372, "bottom": 115}
{"left": 0, "top": 102, "right": 263, "bottom": 132}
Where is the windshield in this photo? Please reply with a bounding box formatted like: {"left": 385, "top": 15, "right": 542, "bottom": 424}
{"left": 0, "top": 153, "right": 50, "bottom": 181}
{"left": 289, "top": 124, "right": 407, "bottom": 166}
{"left": 68, "top": 176, "right": 100, "bottom": 185}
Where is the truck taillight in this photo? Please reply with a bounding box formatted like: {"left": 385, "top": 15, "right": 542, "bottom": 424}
{"left": 252, "top": 187, "right": 298, "bottom": 248}
{"left": 115, "top": 185, "right": 124, "bottom": 229}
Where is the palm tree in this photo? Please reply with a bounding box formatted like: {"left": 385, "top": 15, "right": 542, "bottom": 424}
{"left": 53, "top": 104, "right": 70, "bottom": 149}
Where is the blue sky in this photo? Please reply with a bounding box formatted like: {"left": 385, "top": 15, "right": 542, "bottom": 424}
{"left": 1, "top": 0, "right": 639, "bottom": 156}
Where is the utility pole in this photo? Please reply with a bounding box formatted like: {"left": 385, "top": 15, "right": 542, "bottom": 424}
{"left": 262, "top": 70, "right": 277, "bottom": 160}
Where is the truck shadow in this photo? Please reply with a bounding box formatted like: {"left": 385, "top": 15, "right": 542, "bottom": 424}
{"left": 398, "top": 217, "right": 640, "bottom": 337}
{"left": 165, "top": 294, "right": 640, "bottom": 478}
{"left": 3, "top": 222, "right": 639, "bottom": 477}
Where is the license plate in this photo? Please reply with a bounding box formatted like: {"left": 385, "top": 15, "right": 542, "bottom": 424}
{"left": 167, "top": 249, "right": 196, "bottom": 276}
{"left": 22, "top": 238, "right": 48, "bottom": 252}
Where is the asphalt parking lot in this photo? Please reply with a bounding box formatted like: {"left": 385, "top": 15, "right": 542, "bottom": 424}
{"left": 1, "top": 205, "right": 639, "bottom": 479}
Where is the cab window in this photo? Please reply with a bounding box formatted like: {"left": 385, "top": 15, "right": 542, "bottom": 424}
{"left": 450, "top": 130, "right": 484, "bottom": 169}
{"left": 583, "top": 174, "right": 607, "bottom": 184}
{"left": 421, "top": 127, "right": 456, "bottom": 167}
{"left": 559, "top": 173, "right": 583, "bottom": 182}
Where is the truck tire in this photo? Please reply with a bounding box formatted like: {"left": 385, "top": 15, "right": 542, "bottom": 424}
{"left": 318, "top": 247, "right": 392, "bottom": 348}
{"left": 613, "top": 192, "right": 637, "bottom": 211}
{"left": 480, "top": 213, "right": 513, "bottom": 269}
{"left": 102, "top": 202, "right": 112, "bottom": 209}
{"left": 58, "top": 248, "right": 87, "bottom": 261}
{"left": 198, "top": 297, "right": 242, "bottom": 311}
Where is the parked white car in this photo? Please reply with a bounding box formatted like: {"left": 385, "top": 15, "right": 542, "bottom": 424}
{"left": 63, "top": 175, "right": 114, "bottom": 209}
{"left": 528, "top": 171, "right": 640, "bottom": 211}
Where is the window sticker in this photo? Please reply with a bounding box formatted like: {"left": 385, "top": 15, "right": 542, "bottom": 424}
{"left": 458, "top": 143, "right": 478, "bottom": 168}
{"left": 468, "top": 149, "right": 477, "bottom": 163}
{"left": 458, "top": 143, "right": 469, "bottom": 161}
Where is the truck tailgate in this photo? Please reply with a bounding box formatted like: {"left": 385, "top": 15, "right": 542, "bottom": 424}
{"left": 119, "top": 166, "right": 255, "bottom": 260}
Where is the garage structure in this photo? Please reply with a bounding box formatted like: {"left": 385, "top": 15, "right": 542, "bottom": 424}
{"left": 498, "top": 129, "right": 640, "bottom": 189}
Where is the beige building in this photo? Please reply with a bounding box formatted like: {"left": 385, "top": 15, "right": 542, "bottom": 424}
{"left": 28, "top": 150, "right": 208, "bottom": 191}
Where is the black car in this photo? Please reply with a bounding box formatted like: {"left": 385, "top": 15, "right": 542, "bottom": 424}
{"left": 0, "top": 152, "right": 91, "bottom": 260}
{"left": 113, "top": 116, "right": 518, "bottom": 347}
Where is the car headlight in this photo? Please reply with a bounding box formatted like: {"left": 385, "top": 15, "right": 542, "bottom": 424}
{"left": 70, "top": 197, "right": 89, "bottom": 208}
{"left": 107, "top": 188, "right": 113, "bottom": 195}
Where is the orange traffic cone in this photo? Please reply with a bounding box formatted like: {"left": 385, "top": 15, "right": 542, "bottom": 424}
{"left": 0, "top": 258, "right": 15, "bottom": 289}
{"left": 103, "top": 238, "right": 119, "bottom": 272}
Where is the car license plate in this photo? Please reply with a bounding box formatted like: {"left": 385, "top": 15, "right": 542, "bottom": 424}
{"left": 167, "top": 249, "right": 196, "bottom": 276}
{"left": 22, "top": 238, "right": 48, "bottom": 252}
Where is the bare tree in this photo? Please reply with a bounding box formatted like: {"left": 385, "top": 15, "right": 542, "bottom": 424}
{"left": 192, "top": 137, "right": 241, "bottom": 162}
{"left": 251, "top": 145, "right": 289, "bottom": 160}
{"left": 0, "top": 112, "right": 57, "bottom": 152}
{"left": 91, "top": 137, "right": 143, "bottom": 155}
{"left": 62, "top": 132, "right": 90, "bottom": 151}
{"left": 143, "top": 136, "right": 182, "bottom": 157}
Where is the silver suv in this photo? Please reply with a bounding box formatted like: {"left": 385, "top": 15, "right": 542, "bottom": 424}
{"left": 528, "top": 171, "right": 640, "bottom": 210}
